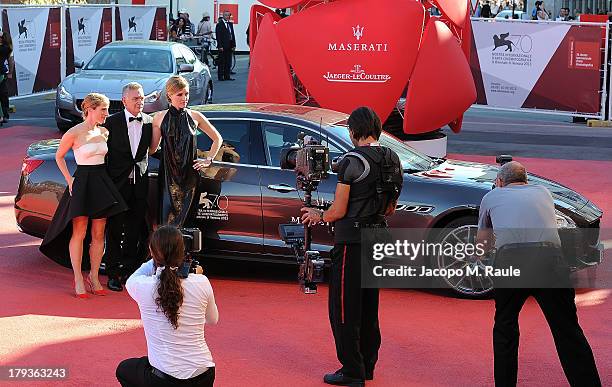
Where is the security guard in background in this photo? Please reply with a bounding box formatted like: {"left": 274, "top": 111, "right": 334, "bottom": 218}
{"left": 302, "top": 106, "right": 402, "bottom": 387}
{"left": 476, "top": 161, "right": 601, "bottom": 387}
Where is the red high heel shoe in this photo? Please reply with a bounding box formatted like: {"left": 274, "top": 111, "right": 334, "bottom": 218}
{"left": 86, "top": 275, "right": 108, "bottom": 296}
{"left": 73, "top": 280, "right": 90, "bottom": 299}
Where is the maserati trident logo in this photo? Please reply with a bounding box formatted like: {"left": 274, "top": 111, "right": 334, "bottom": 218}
{"left": 352, "top": 25, "right": 364, "bottom": 41}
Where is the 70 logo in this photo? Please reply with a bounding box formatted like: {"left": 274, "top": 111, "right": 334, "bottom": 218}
{"left": 199, "top": 192, "right": 229, "bottom": 210}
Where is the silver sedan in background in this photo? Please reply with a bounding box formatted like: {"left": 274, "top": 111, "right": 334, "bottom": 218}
{"left": 55, "top": 40, "right": 213, "bottom": 132}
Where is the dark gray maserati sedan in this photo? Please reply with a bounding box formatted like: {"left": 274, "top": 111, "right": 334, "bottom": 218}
{"left": 17, "top": 104, "right": 604, "bottom": 296}
{"left": 55, "top": 40, "right": 213, "bottom": 132}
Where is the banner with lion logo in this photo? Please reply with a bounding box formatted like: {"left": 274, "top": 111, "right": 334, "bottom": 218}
{"left": 3, "top": 7, "right": 61, "bottom": 96}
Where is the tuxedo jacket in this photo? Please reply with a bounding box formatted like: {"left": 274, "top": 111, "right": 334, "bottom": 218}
{"left": 215, "top": 19, "right": 236, "bottom": 50}
{"left": 104, "top": 110, "right": 153, "bottom": 198}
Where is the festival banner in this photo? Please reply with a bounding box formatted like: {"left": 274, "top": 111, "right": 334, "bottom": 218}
{"left": 470, "top": 19, "right": 604, "bottom": 115}
{"left": 115, "top": 6, "right": 161, "bottom": 41}
{"left": 66, "top": 7, "right": 112, "bottom": 76}
{"left": 3, "top": 7, "right": 61, "bottom": 96}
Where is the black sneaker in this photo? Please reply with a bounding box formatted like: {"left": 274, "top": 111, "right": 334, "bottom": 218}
{"left": 323, "top": 371, "right": 364, "bottom": 386}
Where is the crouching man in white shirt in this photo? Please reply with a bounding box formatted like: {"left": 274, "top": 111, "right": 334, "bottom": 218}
{"left": 117, "top": 225, "right": 219, "bottom": 387}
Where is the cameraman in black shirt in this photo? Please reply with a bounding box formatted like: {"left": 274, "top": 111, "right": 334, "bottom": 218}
{"left": 301, "top": 107, "right": 402, "bottom": 386}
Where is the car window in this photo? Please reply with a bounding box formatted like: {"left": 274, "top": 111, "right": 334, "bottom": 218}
{"left": 263, "top": 122, "right": 344, "bottom": 168}
{"left": 85, "top": 48, "right": 173, "bottom": 73}
{"left": 173, "top": 47, "right": 187, "bottom": 67}
{"left": 197, "top": 120, "right": 258, "bottom": 165}
{"left": 332, "top": 125, "right": 433, "bottom": 171}
{"left": 179, "top": 46, "right": 197, "bottom": 65}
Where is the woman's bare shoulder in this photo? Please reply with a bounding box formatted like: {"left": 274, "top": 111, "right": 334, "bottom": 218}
{"left": 153, "top": 109, "right": 169, "bottom": 124}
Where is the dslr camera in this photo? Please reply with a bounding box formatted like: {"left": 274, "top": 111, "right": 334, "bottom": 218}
{"left": 177, "top": 228, "right": 202, "bottom": 279}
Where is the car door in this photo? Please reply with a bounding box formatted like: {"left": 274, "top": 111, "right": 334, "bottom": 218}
{"left": 258, "top": 121, "right": 347, "bottom": 259}
{"left": 186, "top": 119, "right": 264, "bottom": 258}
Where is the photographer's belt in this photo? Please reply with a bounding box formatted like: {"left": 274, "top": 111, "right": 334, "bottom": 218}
{"left": 351, "top": 221, "right": 387, "bottom": 228}
{"left": 151, "top": 366, "right": 212, "bottom": 383}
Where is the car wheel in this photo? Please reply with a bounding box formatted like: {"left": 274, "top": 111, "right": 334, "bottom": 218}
{"left": 203, "top": 82, "right": 213, "bottom": 104}
{"left": 429, "top": 216, "right": 494, "bottom": 298}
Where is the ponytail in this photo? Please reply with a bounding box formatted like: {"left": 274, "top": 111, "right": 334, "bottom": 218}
{"left": 157, "top": 266, "right": 183, "bottom": 329}
{"left": 150, "top": 226, "right": 185, "bottom": 329}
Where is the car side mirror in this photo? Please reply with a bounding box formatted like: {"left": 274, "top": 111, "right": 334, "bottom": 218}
{"left": 74, "top": 61, "right": 84, "bottom": 69}
{"left": 179, "top": 63, "right": 194, "bottom": 73}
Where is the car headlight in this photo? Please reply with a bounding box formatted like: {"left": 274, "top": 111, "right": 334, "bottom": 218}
{"left": 555, "top": 209, "right": 576, "bottom": 229}
{"left": 144, "top": 90, "right": 161, "bottom": 104}
{"left": 58, "top": 85, "right": 73, "bottom": 103}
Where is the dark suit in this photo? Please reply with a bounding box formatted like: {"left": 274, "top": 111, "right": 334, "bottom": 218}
{"left": 103, "top": 110, "right": 153, "bottom": 279}
{"left": 215, "top": 18, "right": 236, "bottom": 80}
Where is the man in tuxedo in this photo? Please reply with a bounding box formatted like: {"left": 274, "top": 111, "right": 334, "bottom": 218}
{"left": 215, "top": 10, "right": 236, "bottom": 81}
{"left": 104, "top": 82, "right": 154, "bottom": 291}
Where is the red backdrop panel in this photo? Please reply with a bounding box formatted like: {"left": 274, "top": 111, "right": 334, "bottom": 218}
{"left": 249, "top": 5, "right": 282, "bottom": 54}
{"left": 276, "top": 0, "right": 424, "bottom": 122}
{"left": 404, "top": 20, "right": 476, "bottom": 134}
{"left": 246, "top": 13, "right": 295, "bottom": 105}
{"left": 434, "top": 0, "right": 469, "bottom": 29}
{"left": 258, "top": 0, "right": 308, "bottom": 8}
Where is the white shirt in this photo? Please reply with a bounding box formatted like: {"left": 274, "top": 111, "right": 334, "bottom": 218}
{"left": 124, "top": 109, "right": 143, "bottom": 159}
{"left": 126, "top": 259, "right": 218, "bottom": 379}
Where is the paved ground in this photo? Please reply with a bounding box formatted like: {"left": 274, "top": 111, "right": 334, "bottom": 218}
{"left": 0, "top": 55, "right": 610, "bottom": 386}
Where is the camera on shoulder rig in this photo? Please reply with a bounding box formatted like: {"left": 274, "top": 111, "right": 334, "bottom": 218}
{"left": 177, "top": 228, "right": 202, "bottom": 279}
{"left": 280, "top": 133, "right": 330, "bottom": 191}
{"left": 278, "top": 133, "right": 332, "bottom": 294}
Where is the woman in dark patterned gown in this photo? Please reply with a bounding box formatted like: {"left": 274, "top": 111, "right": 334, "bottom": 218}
{"left": 151, "top": 75, "right": 222, "bottom": 226}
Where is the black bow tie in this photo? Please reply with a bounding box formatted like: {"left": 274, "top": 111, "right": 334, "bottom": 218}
{"left": 129, "top": 116, "right": 142, "bottom": 122}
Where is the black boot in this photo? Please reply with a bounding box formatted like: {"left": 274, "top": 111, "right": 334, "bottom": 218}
{"left": 107, "top": 276, "right": 123, "bottom": 292}
{"left": 323, "top": 371, "right": 364, "bottom": 386}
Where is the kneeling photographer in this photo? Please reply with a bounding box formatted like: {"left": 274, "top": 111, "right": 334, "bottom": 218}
{"left": 301, "top": 107, "right": 402, "bottom": 386}
{"left": 117, "top": 225, "right": 219, "bottom": 387}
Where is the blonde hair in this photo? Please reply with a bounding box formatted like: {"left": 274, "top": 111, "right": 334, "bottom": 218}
{"left": 81, "top": 93, "right": 109, "bottom": 119}
{"left": 165, "top": 75, "right": 189, "bottom": 101}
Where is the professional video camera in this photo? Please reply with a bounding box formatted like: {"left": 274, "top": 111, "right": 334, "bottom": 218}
{"left": 280, "top": 133, "right": 330, "bottom": 191}
{"left": 279, "top": 133, "right": 331, "bottom": 294}
{"left": 177, "top": 228, "right": 202, "bottom": 279}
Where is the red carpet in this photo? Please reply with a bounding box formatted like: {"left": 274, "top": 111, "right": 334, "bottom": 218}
{"left": 0, "top": 127, "right": 609, "bottom": 386}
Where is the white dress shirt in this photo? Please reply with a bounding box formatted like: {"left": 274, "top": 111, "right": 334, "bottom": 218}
{"left": 126, "top": 259, "right": 217, "bottom": 379}
{"left": 124, "top": 109, "right": 143, "bottom": 159}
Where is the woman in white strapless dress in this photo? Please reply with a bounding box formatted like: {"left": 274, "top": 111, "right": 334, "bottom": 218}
{"left": 40, "top": 93, "right": 127, "bottom": 298}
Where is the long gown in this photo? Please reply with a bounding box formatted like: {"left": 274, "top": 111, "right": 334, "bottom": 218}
{"left": 39, "top": 141, "right": 128, "bottom": 268}
{"left": 159, "top": 106, "right": 199, "bottom": 226}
